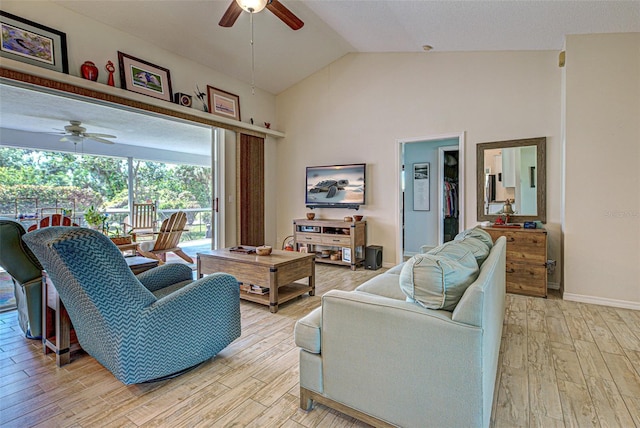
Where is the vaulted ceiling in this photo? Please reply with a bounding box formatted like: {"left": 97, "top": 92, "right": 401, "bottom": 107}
{"left": 55, "top": 0, "right": 640, "bottom": 94}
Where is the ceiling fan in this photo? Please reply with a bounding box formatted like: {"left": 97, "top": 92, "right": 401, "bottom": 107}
{"left": 219, "top": 0, "right": 304, "bottom": 30}
{"left": 58, "top": 120, "right": 116, "bottom": 145}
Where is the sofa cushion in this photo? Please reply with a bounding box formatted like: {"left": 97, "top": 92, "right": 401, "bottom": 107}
{"left": 355, "top": 273, "right": 407, "bottom": 300}
{"left": 455, "top": 227, "right": 493, "bottom": 250}
{"left": 294, "top": 307, "right": 322, "bottom": 354}
{"left": 399, "top": 251, "right": 479, "bottom": 311}
{"left": 385, "top": 262, "right": 406, "bottom": 276}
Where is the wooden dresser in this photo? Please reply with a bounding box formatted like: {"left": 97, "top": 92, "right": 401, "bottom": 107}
{"left": 482, "top": 227, "right": 548, "bottom": 297}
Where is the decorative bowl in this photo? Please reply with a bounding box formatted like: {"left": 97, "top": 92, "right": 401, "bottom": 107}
{"left": 306, "top": 212, "right": 315, "bottom": 220}
{"left": 321, "top": 249, "right": 332, "bottom": 256}
{"left": 344, "top": 216, "right": 353, "bottom": 222}
{"left": 353, "top": 215, "right": 364, "bottom": 221}
{"left": 256, "top": 245, "right": 272, "bottom": 256}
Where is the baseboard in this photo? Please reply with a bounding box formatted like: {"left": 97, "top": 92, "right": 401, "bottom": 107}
{"left": 563, "top": 293, "right": 640, "bottom": 310}
{"left": 548, "top": 281, "right": 560, "bottom": 290}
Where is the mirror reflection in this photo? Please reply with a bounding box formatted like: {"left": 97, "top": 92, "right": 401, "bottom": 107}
{"left": 483, "top": 146, "right": 537, "bottom": 216}
{"left": 476, "top": 137, "right": 546, "bottom": 223}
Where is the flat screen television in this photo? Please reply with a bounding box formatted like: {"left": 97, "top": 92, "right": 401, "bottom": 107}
{"left": 305, "top": 163, "right": 366, "bottom": 209}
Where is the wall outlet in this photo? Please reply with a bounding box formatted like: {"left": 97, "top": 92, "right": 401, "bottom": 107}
{"left": 546, "top": 260, "right": 557, "bottom": 274}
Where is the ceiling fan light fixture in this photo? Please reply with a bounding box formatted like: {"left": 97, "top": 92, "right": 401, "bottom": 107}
{"left": 66, "top": 134, "right": 83, "bottom": 144}
{"left": 236, "top": 0, "right": 268, "bottom": 13}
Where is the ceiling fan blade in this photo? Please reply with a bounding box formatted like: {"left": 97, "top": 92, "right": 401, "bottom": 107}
{"left": 219, "top": 1, "right": 243, "bottom": 27}
{"left": 84, "top": 132, "right": 117, "bottom": 139}
{"left": 266, "top": 0, "right": 304, "bottom": 30}
{"left": 86, "top": 136, "right": 115, "bottom": 145}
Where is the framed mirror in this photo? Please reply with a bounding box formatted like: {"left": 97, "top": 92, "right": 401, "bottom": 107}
{"left": 476, "top": 137, "right": 546, "bottom": 223}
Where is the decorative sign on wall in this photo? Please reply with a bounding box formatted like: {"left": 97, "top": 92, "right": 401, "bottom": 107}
{"left": 413, "top": 162, "right": 430, "bottom": 211}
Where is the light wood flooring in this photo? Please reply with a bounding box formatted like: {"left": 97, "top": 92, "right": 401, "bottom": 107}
{"left": 1, "top": 265, "right": 639, "bottom": 427}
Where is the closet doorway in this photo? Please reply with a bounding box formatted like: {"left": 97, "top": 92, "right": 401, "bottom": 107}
{"left": 398, "top": 133, "right": 465, "bottom": 260}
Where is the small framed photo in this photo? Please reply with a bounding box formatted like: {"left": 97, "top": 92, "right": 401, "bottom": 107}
{"left": 118, "top": 51, "right": 173, "bottom": 102}
{"left": 0, "top": 11, "right": 68, "bottom": 73}
{"left": 207, "top": 85, "right": 241, "bottom": 121}
{"left": 342, "top": 247, "right": 352, "bottom": 263}
{"left": 413, "top": 162, "right": 430, "bottom": 211}
{"left": 299, "top": 245, "right": 308, "bottom": 253}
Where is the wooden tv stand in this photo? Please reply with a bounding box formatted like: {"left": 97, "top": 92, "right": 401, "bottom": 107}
{"left": 293, "top": 218, "right": 366, "bottom": 270}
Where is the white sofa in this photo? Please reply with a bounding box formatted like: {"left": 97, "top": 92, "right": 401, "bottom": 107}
{"left": 294, "top": 232, "right": 507, "bottom": 428}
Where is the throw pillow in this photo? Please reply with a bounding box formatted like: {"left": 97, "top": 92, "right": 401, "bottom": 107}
{"left": 454, "top": 227, "right": 494, "bottom": 250}
{"left": 455, "top": 237, "right": 490, "bottom": 266}
{"left": 399, "top": 252, "right": 479, "bottom": 311}
{"left": 427, "top": 240, "right": 480, "bottom": 267}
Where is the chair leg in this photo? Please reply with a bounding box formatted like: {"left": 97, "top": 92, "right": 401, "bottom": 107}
{"left": 138, "top": 249, "right": 162, "bottom": 263}
{"left": 174, "top": 250, "right": 194, "bottom": 263}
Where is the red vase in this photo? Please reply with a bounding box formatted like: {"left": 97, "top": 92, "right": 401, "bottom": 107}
{"left": 81, "top": 61, "right": 99, "bottom": 81}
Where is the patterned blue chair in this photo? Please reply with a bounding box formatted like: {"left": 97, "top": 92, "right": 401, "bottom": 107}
{"left": 23, "top": 226, "right": 241, "bottom": 384}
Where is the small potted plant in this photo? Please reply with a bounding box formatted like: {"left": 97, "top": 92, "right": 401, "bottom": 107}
{"left": 84, "top": 206, "right": 107, "bottom": 232}
{"left": 108, "top": 225, "right": 132, "bottom": 245}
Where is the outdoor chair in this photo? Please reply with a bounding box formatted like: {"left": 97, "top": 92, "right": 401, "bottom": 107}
{"left": 122, "top": 202, "right": 157, "bottom": 241}
{"left": 137, "top": 211, "right": 194, "bottom": 263}
{"left": 27, "top": 213, "right": 77, "bottom": 231}
{"left": 0, "top": 218, "right": 44, "bottom": 338}
{"left": 23, "top": 226, "right": 241, "bottom": 384}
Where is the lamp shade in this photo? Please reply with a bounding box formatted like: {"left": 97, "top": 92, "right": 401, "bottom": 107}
{"left": 236, "top": 0, "right": 268, "bottom": 13}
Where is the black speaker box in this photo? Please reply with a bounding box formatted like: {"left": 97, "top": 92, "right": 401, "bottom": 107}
{"left": 365, "top": 245, "right": 383, "bottom": 270}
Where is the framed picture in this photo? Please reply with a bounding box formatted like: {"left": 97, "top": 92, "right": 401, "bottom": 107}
{"left": 0, "top": 11, "right": 68, "bottom": 73}
{"left": 413, "top": 162, "right": 430, "bottom": 211}
{"left": 342, "top": 247, "right": 352, "bottom": 263}
{"left": 118, "top": 51, "right": 173, "bottom": 102}
{"left": 207, "top": 85, "right": 240, "bottom": 121}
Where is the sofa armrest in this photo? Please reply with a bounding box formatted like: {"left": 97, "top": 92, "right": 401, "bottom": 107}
{"left": 319, "top": 289, "right": 485, "bottom": 428}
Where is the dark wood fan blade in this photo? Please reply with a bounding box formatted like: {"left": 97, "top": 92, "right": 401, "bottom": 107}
{"left": 266, "top": 0, "right": 304, "bottom": 30}
{"left": 219, "top": 1, "right": 243, "bottom": 27}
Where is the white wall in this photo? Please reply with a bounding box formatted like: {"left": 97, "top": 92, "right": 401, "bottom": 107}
{"left": 276, "top": 51, "right": 562, "bottom": 270}
{"left": 563, "top": 33, "right": 640, "bottom": 308}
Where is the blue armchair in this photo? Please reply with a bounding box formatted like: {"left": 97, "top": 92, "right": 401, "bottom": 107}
{"left": 0, "top": 218, "right": 43, "bottom": 338}
{"left": 23, "top": 226, "right": 241, "bottom": 384}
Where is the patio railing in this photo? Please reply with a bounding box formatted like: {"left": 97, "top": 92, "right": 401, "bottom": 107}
{"left": 1, "top": 207, "right": 212, "bottom": 243}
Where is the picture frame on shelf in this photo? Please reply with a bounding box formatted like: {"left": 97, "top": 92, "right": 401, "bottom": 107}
{"left": 117, "top": 51, "right": 173, "bottom": 102}
{"left": 0, "top": 11, "right": 68, "bottom": 73}
{"left": 342, "top": 247, "right": 352, "bottom": 263}
{"left": 207, "top": 85, "right": 240, "bottom": 121}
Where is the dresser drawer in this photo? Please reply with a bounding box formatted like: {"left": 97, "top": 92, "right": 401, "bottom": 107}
{"left": 321, "top": 235, "right": 352, "bottom": 246}
{"left": 506, "top": 262, "right": 547, "bottom": 297}
{"left": 498, "top": 231, "right": 546, "bottom": 263}
{"left": 296, "top": 233, "right": 322, "bottom": 244}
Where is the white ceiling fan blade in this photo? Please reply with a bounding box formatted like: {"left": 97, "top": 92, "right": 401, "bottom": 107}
{"left": 86, "top": 136, "right": 115, "bottom": 144}
{"left": 84, "top": 132, "right": 116, "bottom": 139}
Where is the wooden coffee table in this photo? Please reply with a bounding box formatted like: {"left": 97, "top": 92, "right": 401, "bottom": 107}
{"left": 197, "top": 249, "right": 315, "bottom": 313}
